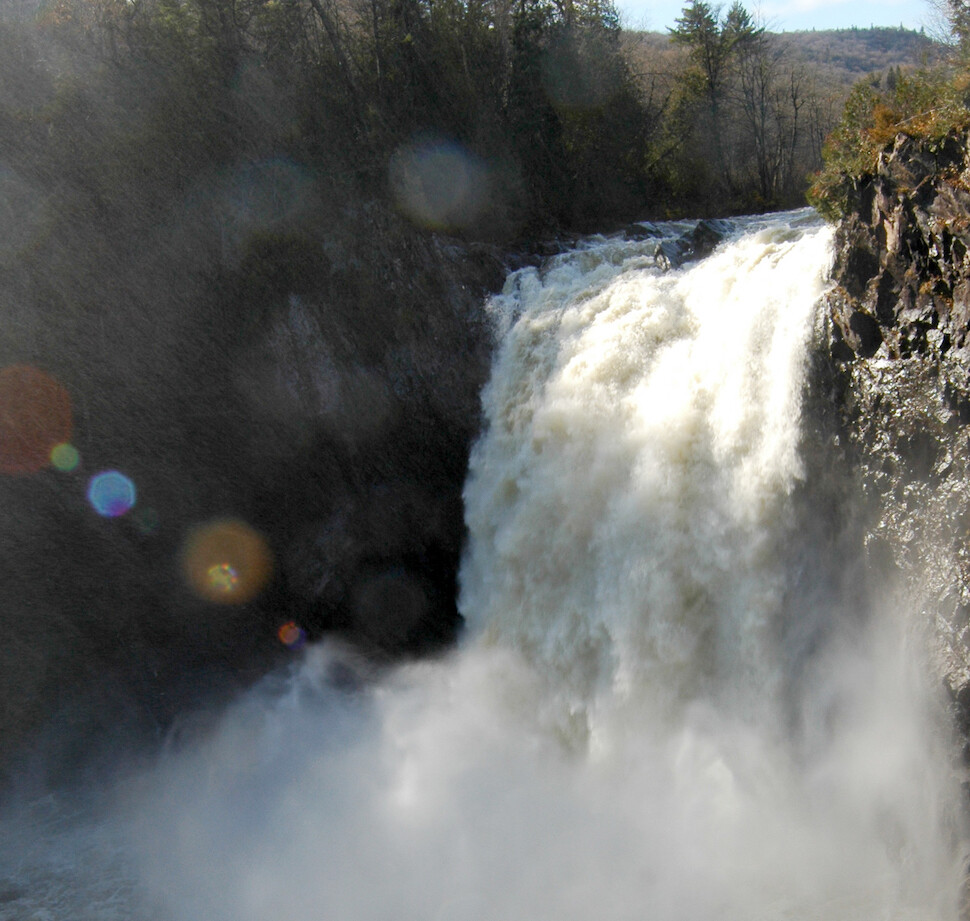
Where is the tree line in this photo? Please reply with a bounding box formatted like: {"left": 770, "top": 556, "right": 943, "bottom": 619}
{"left": 662, "top": 1, "right": 837, "bottom": 212}
{"left": 0, "top": 0, "right": 860, "bottom": 242}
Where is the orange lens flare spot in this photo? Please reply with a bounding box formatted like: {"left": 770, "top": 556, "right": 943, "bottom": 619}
{"left": 0, "top": 365, "right": 73, "bottom": 475}
{"left": 277, "top": 621, "right": 305, "bottom": 648}
{"left": 182, "top": 519, "right": 273, "bottom": 605}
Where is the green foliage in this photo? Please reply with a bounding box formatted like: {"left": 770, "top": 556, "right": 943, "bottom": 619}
{"left": 949, "top": 0, "right": 970, "bottom": 57}
{"left": 670, "top": 0, "right": 763, "bottom": 98}
{"left": 809, "top": 66, "right": 970, "bottom": 219}
{"left": 8, "top": 0, "right": 924, "bottom": 238}
{"left": 664, "top": 1, "right": 818, "bottom": 213}
{"left": 809, "top": 0, "right": 970, "bottom": 221}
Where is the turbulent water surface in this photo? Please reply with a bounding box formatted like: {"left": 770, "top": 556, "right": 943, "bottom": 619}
{"left": 1, "top": 210, "right": 966, "bottom": 921}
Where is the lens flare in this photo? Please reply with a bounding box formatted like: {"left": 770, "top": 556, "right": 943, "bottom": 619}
{"left": 50, "top": 443, "right": 80, "bottom": 472}
{"left": 182, "top": 518, "right": 273, "bottom": 605}
{"left": 207, "top": 562, "right": 240, "bottom": 594}
{"left": 388, "top": 135, "right": 490, "bottom": 233}
{"left": 277, "top": 621, "right": 305, "bottom": 648}
{"left": 0, "top": 365, "right": 73, "bottom": 475}
{"left": 87, "top": 471, "right": 137, "bottom": 517}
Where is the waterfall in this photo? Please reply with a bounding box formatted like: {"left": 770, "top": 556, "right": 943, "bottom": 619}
{"left": 1, "top": 210, "right": 966, "bottom": 921}
{"left": 462, "top": 210, "right": 829, "bottom": 725}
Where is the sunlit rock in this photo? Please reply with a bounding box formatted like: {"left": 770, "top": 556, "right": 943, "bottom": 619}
{"left": 824, "top": 127, "right": 970, "bottom": 731}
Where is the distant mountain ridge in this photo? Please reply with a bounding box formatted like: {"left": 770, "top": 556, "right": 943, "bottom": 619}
{"left": 780, "top": 26, "right": 944, "bottom": 86}
{"left": 625, "top": 25, "right": 945, "bottom": 90}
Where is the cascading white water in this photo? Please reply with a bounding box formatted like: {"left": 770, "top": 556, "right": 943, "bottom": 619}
{"left": 1, "top": 210, "right": 966, "bottom": 921}
{"left": 462, "top": 210, "right": 827, "bottom": 728}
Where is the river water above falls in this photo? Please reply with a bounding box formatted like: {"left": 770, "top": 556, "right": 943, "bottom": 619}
{"left": 1, "top": 209, "right": 967, "bottom": 921}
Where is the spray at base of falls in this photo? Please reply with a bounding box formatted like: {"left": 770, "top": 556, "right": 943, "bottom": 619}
{"left": 1, "top": 210, "right": 966, "bottom": 921}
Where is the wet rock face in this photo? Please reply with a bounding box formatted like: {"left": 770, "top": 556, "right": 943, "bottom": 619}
{"left": 838, "top": 357, "right": 970, "bottom": 692}
{"left": 830, "top": 131, "right": 970, "bottom": 361}
{"left": 652, "top": 218, "right": 733, "bottom": 271}
{"left": 825, "top": 129, "right": 970, "bottom": 721}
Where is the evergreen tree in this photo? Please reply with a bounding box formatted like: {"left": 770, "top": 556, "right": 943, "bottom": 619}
{"left": 669, "top": 0, "right": 764, "bottom": 201}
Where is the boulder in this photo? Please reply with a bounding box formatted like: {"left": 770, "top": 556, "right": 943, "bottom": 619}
{"left": 656, "top": 218, "right": 731, "bottom": 271}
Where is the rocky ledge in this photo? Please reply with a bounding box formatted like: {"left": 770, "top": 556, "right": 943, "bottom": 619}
{"left": 824, "top": 129, "right": 970, "bottom": 738}
{"left": 829, "top": 130, "right": 970, "bottom": 361}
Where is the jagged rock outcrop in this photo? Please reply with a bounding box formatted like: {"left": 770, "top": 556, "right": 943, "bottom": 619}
{"left": 830, "top": 130, "right": 970, "bottom": 361}
{"left": 825, "top": 129, "right": 970, "bottom": 727}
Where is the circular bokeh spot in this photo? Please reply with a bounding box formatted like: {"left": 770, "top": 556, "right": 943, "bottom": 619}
{"left": 87, "top": 470, "right": 137, "bottom": 518}
{"left": 388, "top": 135, "right": 490, "bottom": 233}
{"left": 182, "top": 518, "right": 273, "bottom": 605}
{"left": 277, "top": 620, "right": 305, "bottom": 649}
{"left": 50, "top": 442, "right": 80, "bottom": 472}
{"left": 0, "top": 365, "right": 73, "bottom": 475}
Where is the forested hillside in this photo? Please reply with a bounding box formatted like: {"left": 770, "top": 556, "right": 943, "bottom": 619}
{"left": 626, "top": 24, "right": 941, "bottom": 91}
{"left": 2, "top": 0, "right": 939, "bottom": 237}
{"left": 624, "top": 23, "right": 945, "bottom": 213}
{"left": 782, "top": 26, "right": 942, "bottom": 85}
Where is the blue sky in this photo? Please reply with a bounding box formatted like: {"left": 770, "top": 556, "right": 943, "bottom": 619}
{"left": 615, "top": 0, "right": 940, "bottom": 33}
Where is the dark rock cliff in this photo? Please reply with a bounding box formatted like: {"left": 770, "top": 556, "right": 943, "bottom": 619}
{"left": 829, "top": 131, "right": 970, "bottom": 362}
{"left": 0, "top": 198, "right": 506, "bottom": 792}
{"left": 825, "top": 129, "right": 970, "bottom": 733}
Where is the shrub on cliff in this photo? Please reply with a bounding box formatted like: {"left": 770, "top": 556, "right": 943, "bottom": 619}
{"left": 810, "top": 0, "right": 970, "bottom": 221}
{"left": 809, "top": 66, "right": 970, "bottom": 219}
